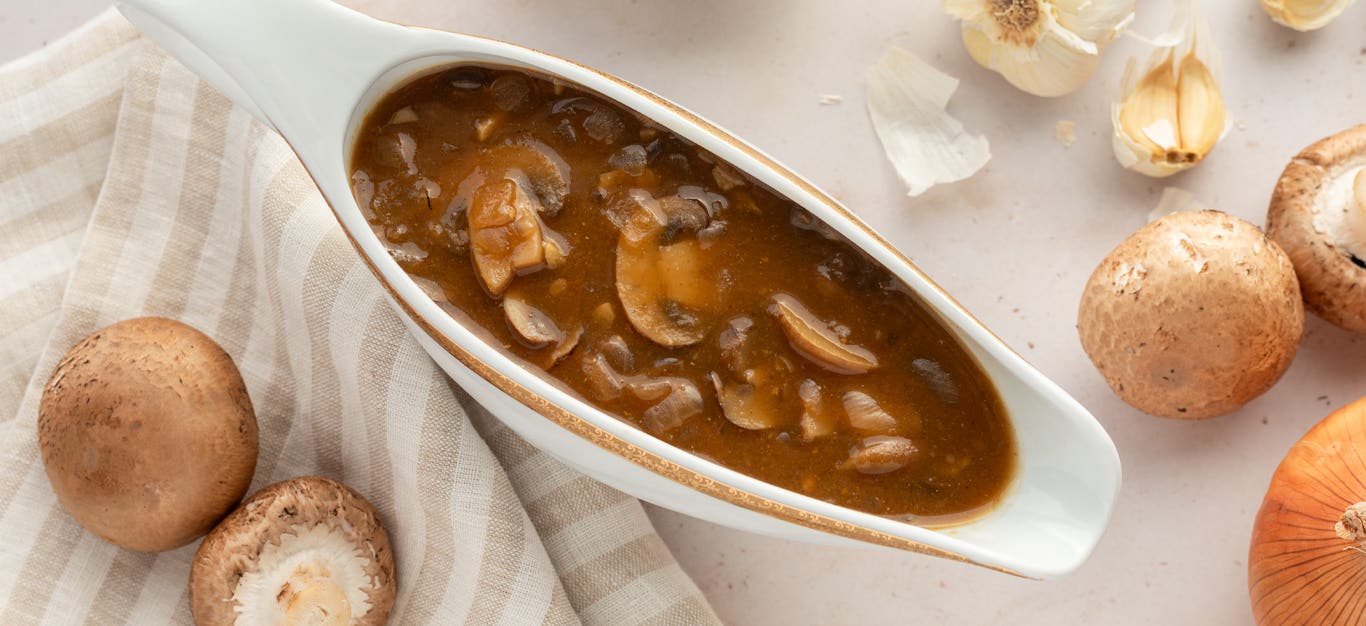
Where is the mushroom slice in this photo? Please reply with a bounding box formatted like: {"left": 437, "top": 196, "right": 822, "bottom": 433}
{"left": 912, "top": 358, "right": 959, "bottom": 403}
{"left": 598, "top": 334, "right": 634, "bottom": 371}
{"left": 190, "top": 476, "right": 396, "bottom": 626}
{"left": 582, "top": 352, "right": 627, "bottom": 401}
{"left": 541, "top": 229, "right": 571, "bottom": 269}
{"left": 709, "top": 372, "right": 786, "bottom": 430}
{"left": 545, "top": 326, "right": 583, "bottom": 368}
{"left": 468, "top": 177, "right": 545, "bottom": 296}
{"left": 633, "top": 377, "right": 703, "bottom": 434}
{"left": 502, "top": 292, "right": 564, "bottom": 348}
{"left": 769, "top": 294, "right": 878, "bottom": 374}
{"left": 580, "top": 353, "right": 702, "bottom": 433}
{"left": 843, "top": 390, "right": 906, "bottom": 436}
{"left": 615, "top": 191, "right": 714, "bottom": 347}
{"left": 838, "top": 436, "right": 919, "bottom": 475}
{"left": 798, "top": 379, "right": 838, "bottom": 441}
{"left": 658, "top": 196, "right": 709, "bottom": 239}
{"left": 718, "top": 316, "right": 755, "bottom": 374}
{"left": 481, "top": 140, "right": 570, "bottom": 214}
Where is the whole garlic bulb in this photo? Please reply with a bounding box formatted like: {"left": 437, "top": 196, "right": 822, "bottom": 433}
{"left": 1111, "top": 0, "right": 1226, "bottom": 178}
{"left": 942, "top": 0, "right": 1136, "bottom": 97}
{"left": 1260, "top": 0, "right": 1357, "bottom": 31}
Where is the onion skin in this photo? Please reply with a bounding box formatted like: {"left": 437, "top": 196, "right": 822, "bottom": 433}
{"left": 1249, "top": 397, "right": 1366, "bottom": 625}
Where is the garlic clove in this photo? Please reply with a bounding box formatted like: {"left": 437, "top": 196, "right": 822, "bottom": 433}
{"left": 1259, "top": 0, "right": 1357, "bottom": 31}
{"left": 1111, "top": 1, "right": 1226, "bottom": 178}
{"left": 944, "top": 0, "right": 1134, "bottom": 97}
{"left": 1117, "top": 54, "right": 1180, "bottom": 158}
{"left": 1175, "top": 51, "right": 1225, "bottom": 163}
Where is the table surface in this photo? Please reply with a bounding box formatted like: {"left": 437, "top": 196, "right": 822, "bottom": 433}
{"left": 6, "top": 1, "right": 1366, "bottom": 624}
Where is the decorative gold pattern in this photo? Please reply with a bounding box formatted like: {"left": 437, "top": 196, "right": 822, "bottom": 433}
{"left": 304, "top": 32, "right": 1031, "bottom": 579}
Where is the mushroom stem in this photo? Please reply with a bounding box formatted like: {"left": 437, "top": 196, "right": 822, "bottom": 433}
{"left": 281, "top": 572, "right": 352, "bottom": 626}
{"left": 1334, "top": 501, "right": 1366, "bottom": 550}
{"left": 1342, "top": 169, "right": 1366, "bottom": 257}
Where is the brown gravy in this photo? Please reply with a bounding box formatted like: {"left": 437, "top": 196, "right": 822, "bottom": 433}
{"left": 350, "top": 66, "right": 1014, "bottom": 523}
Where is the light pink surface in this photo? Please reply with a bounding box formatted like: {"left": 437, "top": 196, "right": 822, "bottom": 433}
{"left": 7, "top": 1, "right": 1366, "bottom": 623}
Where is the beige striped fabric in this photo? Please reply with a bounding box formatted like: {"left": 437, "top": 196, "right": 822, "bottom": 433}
{"left": 0, "top": 10, "right": 718, "bottom": 625}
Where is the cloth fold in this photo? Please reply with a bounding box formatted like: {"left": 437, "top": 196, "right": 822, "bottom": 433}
{"left": 0, "top": 9, "right": 717, "bottom": 625}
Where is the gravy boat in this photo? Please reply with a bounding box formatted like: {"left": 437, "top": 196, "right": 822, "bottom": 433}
{"left": 116, "top": 0, "right": 1121, "bottom": 579}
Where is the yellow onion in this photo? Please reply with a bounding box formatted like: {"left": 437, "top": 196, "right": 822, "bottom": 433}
{"left": 1249, "top": 396, "right": 1366, "bottom": 624}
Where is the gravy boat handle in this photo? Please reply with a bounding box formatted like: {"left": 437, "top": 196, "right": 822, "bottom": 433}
{"left": 114, "top": 0, "right": 409, "bottom": 144}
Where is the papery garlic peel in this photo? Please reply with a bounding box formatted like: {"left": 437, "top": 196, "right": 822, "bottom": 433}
{"left": 865, "top": 47, "right": 990, "bottom": 196}
{"left": 944, "top": 0, "right": 1135, "bottom": 97}
{"left": 1111, "top": 1, "right": 1226, "bottom": 178}
{"left": 1260, "top": 0, "right": 1357, "bottom": 31}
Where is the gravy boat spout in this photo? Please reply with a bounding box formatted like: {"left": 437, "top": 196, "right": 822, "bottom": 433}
{"left": 115, "top": 0, "right": 1122, "bottom": 579}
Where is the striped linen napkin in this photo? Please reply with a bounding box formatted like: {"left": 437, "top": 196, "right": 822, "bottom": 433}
{"left": 0, "top": 9, "right": 718, "bottom": 625}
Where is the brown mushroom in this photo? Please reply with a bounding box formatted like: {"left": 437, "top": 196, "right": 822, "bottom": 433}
{"left": 1078, "top": 210, "right": 1303, "bottom": 419}
{"left": 190, "top": 476, "right": 396, "bottom": 626}
{"left": 769, "top": 294, "right": 878, "bottom": 374}
{"left": 1266, "top": 125, "right": 1366, "bottom": 333}
{"left": 468, "top": 177, "right": 545, "bottom": 296}
{"left": 838, "top": 436, "right": 919, "bottom": 475}
{"left": 615, "top": 191, "right": 715, "bottom": 347}
{"left": 38, "top": 318, "right": 258, "bottom": 552}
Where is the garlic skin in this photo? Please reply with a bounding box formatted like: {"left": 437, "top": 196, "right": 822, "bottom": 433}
{"left": 1260, "top": 0, "right": 1357, "bottom": 31}
{"left": 1146, "top": 186, "right": 1209, "bottom": 222}
{"left": 865, "top": 47, "right": 991, "bottom": 196}
{"left": 944, "top": 0, "right": 1135, "bottom": 97}
{"left": 1111, "top": 1, "right": 1226, "bottom": 178}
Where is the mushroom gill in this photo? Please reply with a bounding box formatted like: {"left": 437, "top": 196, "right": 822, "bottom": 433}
{"left": 190, "top": 476, "right": 395, "bottom": 626}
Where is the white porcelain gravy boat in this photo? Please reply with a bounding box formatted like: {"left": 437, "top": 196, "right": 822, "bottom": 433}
{"left": 115, "top": 0, "right": 1121, "bottom": 579}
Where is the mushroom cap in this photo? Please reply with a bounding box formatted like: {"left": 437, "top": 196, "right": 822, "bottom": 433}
{"left": 1266, "top": 124, "right": 1366, "bottom": 333}
{"left": 37, "top": 317, "right": 257, "bottom": 552}
{"left": 190, "top": 476, "right": 396, "bottom": 626}
{"left": 1077, "top": 210, "right": 1303, "bottom": 419}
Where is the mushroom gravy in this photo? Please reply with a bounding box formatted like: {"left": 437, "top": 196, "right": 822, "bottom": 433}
{"left": 350, "top": 66, "right": 1014, "bottom": 523}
